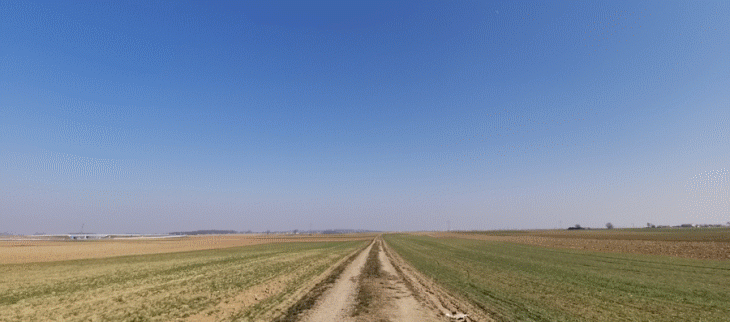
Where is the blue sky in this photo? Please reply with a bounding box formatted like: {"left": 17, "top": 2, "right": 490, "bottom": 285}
{"left": 1, "top": 0, "right": 729, "bottom": 234}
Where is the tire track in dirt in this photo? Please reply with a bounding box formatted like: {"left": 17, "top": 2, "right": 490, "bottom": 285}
{"left": 299, "top": 236, "right": 481, "bottom": 322}
{"left": 381, "top": 238, "right": 493, "bottom": 322}
{"left": 299, "top": 241, "right": 374, "bottom": 322}
{"left": 373, "top": 238, "right": 445, "bottom": 322}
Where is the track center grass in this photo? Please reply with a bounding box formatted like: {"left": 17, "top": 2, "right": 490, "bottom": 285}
{"left": 384, "top": 234, "right": 730, "bottom": 322}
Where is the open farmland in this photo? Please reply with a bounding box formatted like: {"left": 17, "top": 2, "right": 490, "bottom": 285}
{"left": 425, "top": 228, "right": 730, "bottom": 260}
{"left": 0, "top": 238, "right": 368, "bottom": 321}
{"left": 287, "top": 237, "right": 478, "bottom": 322}
{"left": 0, "top": 234, "right": 372, "bottom": 264}
{"left": 384, "top": 233, "right": 730, "bottom": 322}
{"left": 456, "top": 227, "right": 730, "bottom": 242}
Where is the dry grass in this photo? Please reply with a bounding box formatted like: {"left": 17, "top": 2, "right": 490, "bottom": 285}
{"left": 461, "top": 227, "right": 730, "bottom": 242}
{"left": 0, "top": 240, "right": 368, "bottom": 321}
{"left": 0, "top": 234, "right": 374, "bottom": 264}
{"left": 425, "top": 229, "right": 730, "bottom": 260}
{"left": 352, "top": 241, "right": 382, "bottom": 317}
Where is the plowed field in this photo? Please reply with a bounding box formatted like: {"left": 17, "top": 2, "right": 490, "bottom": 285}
{"left": 425, "top": 229, "right": 730, "bottom": 260}
{"left": 0, "top": 234, "right": 372, "bottom": 264}
{"left": 0, "top": 238, "right": 369, "bottom": 321}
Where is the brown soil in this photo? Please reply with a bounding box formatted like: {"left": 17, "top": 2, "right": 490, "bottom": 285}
{"left": 185, "top": 251, "right": 314, "bottom": 322}
{"left": 300, "top": 237, "right": 486, "bottom": 322}
{"left": 300, "top": 241, "right": 374, "bottom": 322}
{"left": 0, "top": 234, "right": 373, "bottom": 264}
{"left": 426, "top": 232, "right": 730, "bottom": 260}
{"left": 381, "top": 239, "right": 494, "bottom": 322}
{"left": 187, "top": 242, "right": 370, "bottom": 322}
{"left": 275, "top": 241, "right": 371, "bottom": 322}
{"left": 364, "top": 239, "right": 444, "bottom": 322}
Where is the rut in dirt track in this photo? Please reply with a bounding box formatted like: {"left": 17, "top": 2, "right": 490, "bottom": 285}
{"left": 299, "top": 237, "right": 476, "bottom": 322}
{"left": 298, "top": 241, "right": 373, "bottom": 322}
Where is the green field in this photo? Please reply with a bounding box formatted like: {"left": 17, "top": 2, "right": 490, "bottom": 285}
{"left": 0, "top": 240, "right": 366, "bottom": 322}
{"left": 384, "top": 234, "right": 730, "bottom": 322}
{"left": 463, "top": 227, "right": 730, "bottom": 242}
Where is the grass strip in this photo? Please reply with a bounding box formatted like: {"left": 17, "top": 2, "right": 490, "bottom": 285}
{"left": 352, "top": 241, "right": 382, "bottom": 316}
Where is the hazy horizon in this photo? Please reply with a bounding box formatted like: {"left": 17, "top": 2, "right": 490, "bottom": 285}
{"left": 2, "top": 0, "right": 729, "bottom": 235}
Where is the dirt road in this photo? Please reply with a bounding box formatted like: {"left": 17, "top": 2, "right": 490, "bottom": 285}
{"left": 300, "top": 237, "right": 478, "bottom": 322}
{"left": 300, "top": 241, "right": 374, "bottom": 322}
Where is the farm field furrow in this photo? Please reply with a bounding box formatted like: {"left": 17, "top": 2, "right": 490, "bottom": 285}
{"left": 0, "top": 234, "right": 371, "bottom": 264}
{"left": 456, "top": 228, "right": 730, "bottom": 242}
{"left": 384, "top": 234, "right": 730, "bottom": 322}
{"left": 0, "top": 240, "right": 367, "bottom": 322}
{"left": 425, "top": 229, "right": 730, "bottom": 260}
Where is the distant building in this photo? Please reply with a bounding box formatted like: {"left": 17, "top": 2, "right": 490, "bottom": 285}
{"left": 68, "top": 234, "right": 109, "bottom": 240}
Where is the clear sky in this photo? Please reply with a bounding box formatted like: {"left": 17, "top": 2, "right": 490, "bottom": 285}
{"left": 1, "top": 0, "right": 729, "bottom": 234}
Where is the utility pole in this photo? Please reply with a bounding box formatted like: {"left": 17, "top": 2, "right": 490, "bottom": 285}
{"left": 447, "top": 220, "right": 450, "bottom": 232}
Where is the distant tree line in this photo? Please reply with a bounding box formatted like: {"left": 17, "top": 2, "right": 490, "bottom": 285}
{"left": 567, "top": 222, "right": 730, "bottom": 231}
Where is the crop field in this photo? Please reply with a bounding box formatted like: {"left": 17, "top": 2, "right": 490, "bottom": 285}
{"left": 384, "top": 233, "right": 730, "bottom": 322}
{"left": 4, "top": 230, "right": 728, "bottom": 322}
{"left": 424, "top": 228, "right": 730, "bottom": 260}
{"left": 460, "top": 227, "right": 730, "bottom": 242}
{"left": 0, "top": 234, "right": 371, "bottom": 264}
{"left": 0, "top": 238, "right": 368, "bottom": 321}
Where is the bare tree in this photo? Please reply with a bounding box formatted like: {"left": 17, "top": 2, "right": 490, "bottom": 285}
{"left": 606, "top": 222, "right": 614, "bottom": 229}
